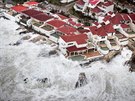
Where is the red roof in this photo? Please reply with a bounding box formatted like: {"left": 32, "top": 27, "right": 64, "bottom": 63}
{"left": 121, "top": 14, "right": 130, "bottom": 21}
{"left": 57, "top": 14, "right": 68, "bottom": 20}
{"left": 129, "top": 14, "right": 135, "bottom": 21}
{"left": 32, "top": 13, "right": 53, "bottom": 22}
{"left": 11, "top": 5, "right": 28, "bottom": 12}
{"left": 67, "top": 46, "right": 87, "bottom": 52}
{"left": 110, "top": 14, "right": 123, "bottom": 24}
{"left": 89, "top": 0, "right": 100, "bottom": 5}
{"left": 25, "top": 1, "right": 38, "bottom": 5}
{"left": 69, "top": 20, "right": 76, "bottom": 25}
{"left": 76, "top": 0, "right": 85, "bottom": 6}
{"left": 103, "top": 15, "right": 111, "bottom": 21}
{"left": 121, "top": 24, "right": 129, "bottom": 28}
{"left": 93, "top": 22, "right": 100, "bottom": 26}
{"left": 89, "top": 26, "right": 97, "bottom": 35}
{"left": 97, "top": 27, "right": 107, "bottom": 36}
{"left": 68, "top": 19, "right": 83, "bottom": 27}
{"left": 47, "top": 19, "right": 67, "bottom": 28}
{"left": 108, "top": 11, "right": 113, "bottom": 15}
{"left": 104, "top": 24, "right": 115, "bottom": 33}
{"left": 78, "top": 29, "right": 89, "bottom": 33}
{"left": 91, "top": 7, "right": 102, "bottom": 13}
{"left": 61, "top": 34, "right": 88, "bottom": 45}
{"left": 22, "top": 9, "right": 43, "bottom": 17}
{"left": 76, "top": 23, "right": 82, "bottom": 27}
{"left": 57, "top": 25, "right": 77, "bottom": 35}
{"left": 103, "top": 1, "right": 113, "bottom": 7}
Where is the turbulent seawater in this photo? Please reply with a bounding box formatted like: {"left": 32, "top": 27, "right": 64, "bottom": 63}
{"left": 0, "top": 18, "right": 135, "bottom": 101}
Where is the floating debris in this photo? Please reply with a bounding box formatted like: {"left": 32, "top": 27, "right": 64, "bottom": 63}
{"left": 103, "top": 50, "right": 120, "bottom": 62}
{"left": 37, "top": 78, "right": 49, "bottom": 83}
{"left": 128, "top": 38, "right": 135, "bottom": 51}
{"left": 23, "top": 78, "right": 28, "bottom": 83}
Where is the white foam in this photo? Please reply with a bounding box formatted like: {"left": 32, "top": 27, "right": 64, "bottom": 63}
{"left": 0, "top": 18, "right": 135, "bottom": 101}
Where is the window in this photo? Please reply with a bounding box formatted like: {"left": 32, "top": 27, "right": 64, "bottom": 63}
{"left": 68, "top": 43, "right": 73, "bottom": 45}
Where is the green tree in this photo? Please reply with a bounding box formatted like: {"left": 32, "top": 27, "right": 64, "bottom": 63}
{"left": 12, "top": 0, "right": 27, "bottom": 4}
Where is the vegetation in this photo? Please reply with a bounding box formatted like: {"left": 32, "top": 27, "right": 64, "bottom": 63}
{"left": 12, "top": 0, "right": 27, "bottom": 4}
{"left": 47, "top": 0, "right": 62, "bottom": 6}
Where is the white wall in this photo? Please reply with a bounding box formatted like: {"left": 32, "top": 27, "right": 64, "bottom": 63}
{"left": 106, "top": 5, "right": 114, "bottom": 13}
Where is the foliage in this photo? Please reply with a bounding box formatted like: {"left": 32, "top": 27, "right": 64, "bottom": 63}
{"left": 12, "top": 0, "right": 27, "bottom": 4}
{"left": 47, "top": 0, "right": 61, "bottom": 6}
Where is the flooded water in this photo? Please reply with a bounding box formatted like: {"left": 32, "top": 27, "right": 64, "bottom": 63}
{"left": 0, "top": 18, "right": 135, "bottom": 101}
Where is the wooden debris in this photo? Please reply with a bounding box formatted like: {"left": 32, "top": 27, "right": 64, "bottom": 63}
{"left": 30, "top": 35, "right": 46, "bottom": 43}
{"left": 128, "top": 38, "right": 135, "bottom": 51}
{"left": 103, "top": 50, "right": 121, "bottom": 62}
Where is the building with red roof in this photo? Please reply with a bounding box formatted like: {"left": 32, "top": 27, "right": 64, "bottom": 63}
{"left": 47, "top": 19, "right": 67, "bottom": 28}
{"left": 89, "top": 26, "right": 97, "bottom": 35}
{"left": 96, "top": 27, "right": 107, "bottom": 36}
{"left": 59, "top": 33, "right": 98, "bottom": 57}
{"left": 22, "top": 9, "right": 43, "bottom": 17}
{"left": 120, "top": 24, "right": 131, "bottom": 32}
{"left": 61, "top": 34, "right": 88, "bottom": 45}
{"left": 121, "top": 24, "right": 129, "bottom": 29}
{"left": 68, "top": 18, "right": 83, "bottom": 28}
{"left": 66, "top": 46, "right": 87, "bottom": 52}
{"left": 103, "top": 1, "right": 113, "bottom": 7}
{"left": 110, "top": 14, "right": 124, "bottom": 25}
{"left": 91, "top": 7, "right": 102, "bottom": 15}
{"left": 74, "top": 0, "right": 103, "bottom": 16}
{"left": 76, "top": 0, "right": 85, "bottom": 6}
{"left": 104, "top": 24, "right": 115, "bottom": 34}
{"left": 25, "top": 1, "right": 38, "bottom": 5}
{"left": 32, "top": 13, "right": 53, "bottom": 22}
{"left": 121, "top": 14, "right": 131, "bottom": 22}
{"left": 89, "top": 0, "right": 100, "bottom": 6}
{"left": 75, "top": 0, "right": 85, "bottom": 11}
{"left": 103, "top": 15, "right": 111, "bottom": 22}
{"left": 11, "top": 5, "right": 28, "bottom": 13}
{"left": 23, "top": 1, "right": 39, "bottom": 7}
{"left": 57, "top": 25, "right": 78, "bottom": 35}
{"left": 57, "top": 14, "right": 68, "bottom": 20}
{"left": 59, "top": 34, "right": 92, "bottom": 56}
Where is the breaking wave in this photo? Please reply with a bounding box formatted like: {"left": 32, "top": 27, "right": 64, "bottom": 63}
{"left": 0, "top": 18, "right": 135, "bottom": 101}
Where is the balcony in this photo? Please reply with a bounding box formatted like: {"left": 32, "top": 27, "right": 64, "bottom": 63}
{"left": 41, "top": 25, "right": 54, "bottom": 31}
{"left": 33, "top": 22, "right": 43, "bottom": 27}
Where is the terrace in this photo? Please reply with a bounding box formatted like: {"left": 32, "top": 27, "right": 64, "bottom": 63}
{"left": 98, "top": 41, "right": 109, "bottom": 50}
{"left": 83, "top": 50, "right": 102, "bottom": 59}
{"left": 115, "top": 31, "right": 127, "bottom": 39}
{"left": 50, "top": 32, "right": 62, "bottom": 39}
{"left": 41, "top": 25, "right": 54, "bottom": 31}
{"left": 33, "top": 22, "right": 43, "bottom": 27}
{"left": 68, "top": 49, "right": 102, "bottom": 61}
{"left": 108, "top": 38, "right": 117, "bottom": 46}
